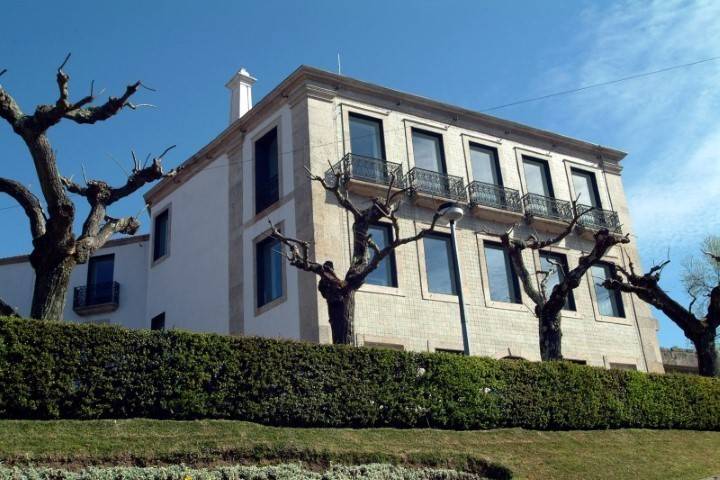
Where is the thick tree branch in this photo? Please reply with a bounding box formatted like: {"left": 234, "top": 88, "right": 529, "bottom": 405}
{"left": 63, "top": 81, "right": 142, "bottom": 124}
{"left": 0, "top": 177, "right": 46, "bottom": 238}
{"left": 74, "top": 215, "right": 140, "bottom": 262}
{"left": 308, "top": 164, "right": 361, "bottom": 218}
{"left": 0, "top": 81, "right": 23, "bottom": 129}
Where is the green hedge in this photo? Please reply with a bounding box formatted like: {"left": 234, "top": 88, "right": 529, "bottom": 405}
{"left": 0, "top": 317, "right": 719, "bottom": 430}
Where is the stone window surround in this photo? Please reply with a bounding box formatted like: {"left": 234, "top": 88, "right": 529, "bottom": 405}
{"left": 339, "top": 102, "right": 390, "bottom": 158}
{"left": 460, "top": 133, "right": 507, "bottom": 186}
{"left": 513, "top": 147, "right": 557, "bottom": 198}
{"left": 150, "top": 203, "right": 172, "bottom": 268}
{"left": 402, "top": 119, "right": 451, "bottom": 174}
{"left": 250, "top": 115, "right": 284, "bottom": 219}
{"left": 562, "top": 158, "right": 614, "bottom": 211}
{"left": 475, "top": 233, "right": 530, "bottom": 312}
{"left": 530, "top": 245, "right": 583, "bottom": 320}
{"left": 357, "top": 219, "right": 405, "bottom": 297}
{"left": 252, "top": 221, "right": 288, "bottom": 317}
{"left": 587, "top": 258, "right": 633, "bottom": 326}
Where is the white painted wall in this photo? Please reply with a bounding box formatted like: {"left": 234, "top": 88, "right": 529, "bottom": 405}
{"left": 145, "top": 154, "right": 231, "bottom": 333}
{"left": 0, "top": 238, "right": 149, "bottom": 328}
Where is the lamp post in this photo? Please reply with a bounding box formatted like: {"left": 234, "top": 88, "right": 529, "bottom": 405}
{"left": 437, "top": 202, "right": 471, "bottom": 356}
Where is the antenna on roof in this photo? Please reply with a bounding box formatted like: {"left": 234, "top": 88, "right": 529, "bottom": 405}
{"left": 337, "top": 51, "right": 342, "bottom": 75}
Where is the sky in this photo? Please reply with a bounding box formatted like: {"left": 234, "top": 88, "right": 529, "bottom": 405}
{"left": 1, "top": 0, "right": 718, "bottom": 347}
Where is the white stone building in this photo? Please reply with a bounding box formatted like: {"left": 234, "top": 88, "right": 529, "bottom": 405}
{"left": 0, "top": 65, "right": 664, "bottom": 372}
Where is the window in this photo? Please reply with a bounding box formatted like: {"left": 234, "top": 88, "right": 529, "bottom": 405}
{"left": 571, "top": 168, "right": 602, "bottom": 207}
{"left": 256, "top": 235, "right": 283, "bottom": 308}
{"left": 470, "top": 144, "right": 502, "bottom": 185}
{"left": 152, "top": 209, "right": 170, "bottom": 262}
{"left": 484, "top": 243, "right": 521, "bottom": 303}
{"left": 539, "top": 251, "right": 576, "bottom": 311}
{"left": 86, "top": 254, "right": 115, "bottom": 304}
{"left": 609, "top": 362, "right": 637, "bottom": 371}
{"left": 412, "top": 129, "right": 446, "bottom": 173}
{"left": 423, "top": 233, "right": 458, "bottom": 295}
{"left": 349, "top": 113, "right": 385, "bottom": 159}
{"left": 366, "top": 224, "right": 397, "bottom": 287}
{"left": 591, "top": 263, "right": 625, "bottom": 317}
{"left": 255, "top": 127, "right": 279, "bottom": 214}
{"left": 364, "top": 342, "right": 404, "bottom": 351}
{"left": 151, "top": 312, "right": 165, "bottom": 331}
{"left": 523, "top": 157, "right": 554, "bottom": 197}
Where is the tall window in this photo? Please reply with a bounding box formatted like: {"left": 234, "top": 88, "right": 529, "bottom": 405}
{"left": 87, "top": 254, "right": 115, "bottom": 304}
{"left": 255, "top": 127, "right": 279, "bottom": 214}
{"left": 470, "top": 144, "right": 502, "bottom": 185}
{"left": 423, "top": 233, "right": 458, "bottom": 295}
{"left": 539, "top": 251, "right": 576, "bottom": 311}
{"left": 152, "top": 209, "right": 170, "bottom": 262}
{"left": 366, "top": 224, "right": 397, "bottom": 287}
{"left": 571, "top": 168, "right": 601, "bottom": 207}
{"left": 591, "top": 263, "right": 625, "bottom": 317}
{"left": 412, "top": 129, "right": 446, "bottom": 173}
{"left": 484, "top": 243, "right": 521, "bottom": 303}
{"left": 349, "top": 113, "right": 385, "bottom": 159}
{"left": 151, "top": 312, "right": 165, "bottom": 331}
{"left": 523, "top": 157, "right": 554, "bottom": 197}
{"left": 256, "top": 235, "right": 283, "bottom": 308}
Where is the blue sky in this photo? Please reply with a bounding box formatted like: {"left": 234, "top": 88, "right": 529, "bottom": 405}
{"left": 1, "top": 0, "right": 718, "bottom": 347}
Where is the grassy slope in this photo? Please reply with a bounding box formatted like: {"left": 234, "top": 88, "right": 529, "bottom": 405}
{"left": 1, "top": 420, "right": 719, "bottom": 480}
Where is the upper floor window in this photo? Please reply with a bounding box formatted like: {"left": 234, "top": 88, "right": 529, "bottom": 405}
{"left": 366, "top": 224, "right": 398, "bottom": 287}
{"left": 484, "top": 243, "right": 521, "bottom": 303}
{"left": 255, "top": 127, "right": 279, "bottom": 214}
{"left": 152, "top": 209, "right": 170, "bottom": 262}
{"left": 256, "top": 235, "right": 283, "bottom": 308}
{"left": 571, "top": 168, "right": 602, "bottom": 208}
{"left": 470, "top": 144, "right": 502, "bottom": 185}
{"left": 412, "top": 129, "right": 446, "bottom": 173}
{"left": 591, "top": 263, "right": 625, "bottom": 317}
{"left": 349, "top": 113, "right": 385, "bottom": 160}
{"left": 423, "top": 233, "right": 458, "bottom": 295}
{"left": 539, "top": 251, "right": 576, "bottom": 311}
{"left": 523, "top": 157, "right": 554, "bottom": 197}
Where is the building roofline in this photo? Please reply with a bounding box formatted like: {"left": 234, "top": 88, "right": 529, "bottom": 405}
{"left": 0, "top": 234, "right": 149, "bottom": 266}
{"left": 144, "top": 65, "right": 628, "bottom": 205}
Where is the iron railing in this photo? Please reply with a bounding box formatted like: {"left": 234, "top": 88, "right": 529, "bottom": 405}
{"left": 342, "top": 153, "right": 403, "bottom": 187}
{"left": 467, "top": 181, "right": 522, "bottom": 213}
{"left": 577, "top": 204, "right": 622, "bottom": 233}
{"left": 73, "top": 281, "right": 120, "bottom": 313}
{"left": 406, "top": 167, "right": 466, "bottom": 202}
{"left": 522, "top": 193, "right": 573, "bottom": 222}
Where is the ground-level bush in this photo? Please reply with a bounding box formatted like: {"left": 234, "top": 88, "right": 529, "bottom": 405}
{"left": 0, "top": 317, "right": 718, "bottom": 429}
{"left": 0, "top": 463, "right": 480, "bottom": 480}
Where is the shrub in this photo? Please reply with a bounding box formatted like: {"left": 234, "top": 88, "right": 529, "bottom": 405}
{"left": 0, "top": 317, "right": 718, "bottom": 429}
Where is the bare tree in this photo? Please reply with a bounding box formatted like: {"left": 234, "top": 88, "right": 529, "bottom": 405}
{"left": 269, "top": 166, "right": 440, "bottom": 344}
{"left": 497, "top": 206, "right": 630, "bottom": 361}
{"left": 0, "top": 55, "right": 179, "bottom": 320}
{"left": 603, "top": 236, "right": 720, "bottom": 377}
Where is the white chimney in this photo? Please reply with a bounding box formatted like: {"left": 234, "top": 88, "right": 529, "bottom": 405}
{"left": 225, "top": 68, "right": 256, "bottom": 124}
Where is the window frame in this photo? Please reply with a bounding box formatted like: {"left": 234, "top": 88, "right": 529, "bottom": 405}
{"left": 253, "top": 226, "right": 288, "bottom": 315}
{"left": 522, "top": 155, "right": 555, "bottom": 197}
{"left": 591, "top": 262, "right": 626, "bottom": 319}
{"left": 538, "top": 250, "right": 576, "bottom": 311}
{"left": 468, "top": 142, "right": 503, "bottom": 186}
{"left": 571, "top": 167, "right": 602, "bottom": 208}
{"left": 151, "top": 206, "right": 171, "bottom": 266}
{"left": 483, "top": 241, "right": 522, "bottom": 305}
{"left": 86, "top": 253, "right": 115, "bottom": 287}
{"left": 422, "top": 231, "right": 459, "bottom": 297}
{"left": 411, "top": 127, "right": 448, "bottom": 174}
{"left": 253, "top": 125, "right": 281, "bottom": 215}
{"left": 348, "top": 111, "right": 387, "bottom": 161}
{"left": 365, "top": 223, "right": 398, "bottom": 288}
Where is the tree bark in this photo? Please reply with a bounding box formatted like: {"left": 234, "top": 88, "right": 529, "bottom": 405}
{"left": 692, "top": 331, "right": 719, "bottom": 377}
{"left": 29, "top": 253, "right": 76, "bottom": 320}
{"left": 539, "top": 308, "right": 562, "bottom": 361}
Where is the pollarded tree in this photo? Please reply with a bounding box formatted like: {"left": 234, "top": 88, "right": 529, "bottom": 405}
{"left": 269, "top": 166, "right": 440, "bottom": 345}
{"left": 603, "top": 236, "right": 720, "bottom": 377}
{"left": 497, "top": 205, "right": 629, "bottom": 361}
{"left": 0, "top": 56, "right": 179, "bottom": 320}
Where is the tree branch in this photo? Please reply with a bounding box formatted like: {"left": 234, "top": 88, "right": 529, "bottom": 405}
{"left": 308, "top": 164, "right": 361, "bottom": 218}
{"left": 0, "top": 77, "right": 24, "bottom": 129}
{"left": 0, "top": 177, "right": 46, "bottom": 238}
{"left": 74, "top": 215, "right": 140, "bottom": 262}
{"left": 0, "top": 296, "right": 19, "bottom": 317}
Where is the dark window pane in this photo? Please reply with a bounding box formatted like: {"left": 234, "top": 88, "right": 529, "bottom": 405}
{"left": 572, "top": 169, "right": 601, "bottom": 207}
{"left": 523, "top": 157, "right": 553, "bottom": 197}
{"left": 412, "top": 129, "right": 445, "bottom": 173}
{"left": 539, "top": 252, "right": 576, "bottom": 311}
{"left": 255, "top": 128, "right": 279, "bottom": 214}
{"left": 151, "top": 312, "right": 165, "bottom": 331}
{"left": 349, "top": 114, "right": 384, "bottom": 159}
{"left": 153, "top": 210, "right": 169, "bottom": 261}
{"left": 592, "top": 264, "right": 625, "bottom": 317}
{"left": 470, "top": 144, "right": 501, "bottom": 185}
{"left": 485, "top": 244, "right": 521, "bottom": 303}
{"left": 424, "top": 234, "right": 457, "bottom": 295}
{"left": 256, "top": 236, "right": 283, "bottom": 307}
{"left": 86, "top": 254, "right": 115, "bottom": 304}
{"left": 366, "top": 224, "right": 397, "bottom": 287}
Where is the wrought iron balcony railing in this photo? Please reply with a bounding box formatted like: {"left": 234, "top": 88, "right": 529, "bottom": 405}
{"left": 522, "top": 193, "right": 573, "bottom": 222}
{"left": 73, "top": 281, "right": 120, "bottom": 314}
{"left": 577, "top": 204, "right": 622, "bottom": 233}
{"left": 406, "top": 167, "right": 466, "bottom": 202}
{"left": 467, "top": 181, "right": 522, "bottom": 213}
{"left": 342, "top": 153, "right": 404, "bottom": 187}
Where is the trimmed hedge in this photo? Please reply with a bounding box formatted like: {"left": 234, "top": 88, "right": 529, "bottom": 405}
{"left": 0, "top": 317, "right": 719, "bottom": 429}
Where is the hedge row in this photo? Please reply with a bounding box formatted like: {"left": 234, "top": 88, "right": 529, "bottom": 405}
{"left": 0, "top": 317, "right": 719, "bottom": 429}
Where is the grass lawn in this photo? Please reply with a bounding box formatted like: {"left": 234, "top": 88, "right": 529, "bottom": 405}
{"left": 1, "top": 420, "right": 719, "bottom": 480}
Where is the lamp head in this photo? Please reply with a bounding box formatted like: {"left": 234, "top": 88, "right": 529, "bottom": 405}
{"left": 437, "top": 202, "right": 464, "bottom": 222}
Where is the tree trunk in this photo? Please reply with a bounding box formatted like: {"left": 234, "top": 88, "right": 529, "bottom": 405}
{"left": 539, "top": 308, "right": 563, "bottom": 361}
{"left": 692, "top": 332, "right": 719, "bottom": 377}
{"left": 29, "top": 253, "right": 75, "bottom": 320}
{"left": 326, "top": 290, "right": 355, "bottom": 345}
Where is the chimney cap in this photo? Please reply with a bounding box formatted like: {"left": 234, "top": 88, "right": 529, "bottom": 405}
{"left": 225, "top": 68, "right": 257, "bottom": 88}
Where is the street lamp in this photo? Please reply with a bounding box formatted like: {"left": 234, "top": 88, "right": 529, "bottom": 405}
{"left": 437, "top": 202, "right": 471, "bottom": 356}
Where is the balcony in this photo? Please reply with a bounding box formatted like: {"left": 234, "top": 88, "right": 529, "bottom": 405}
{"left": 73, "top": 281, "right": 120, "bottom": 316}
{"left": 406, "top": 167, "right": 466, "bottom": 209}
{"left": 330, "top": 154, "right": 404, "bottom": 198}
{"left": 576, "top": 204, "right": 622, "bottom": 237}
{"left": 467, "top": 181, "right": 523, "bottom": 223}
{"left": 522, "top": 193, "right": 573, "bottom": 232}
